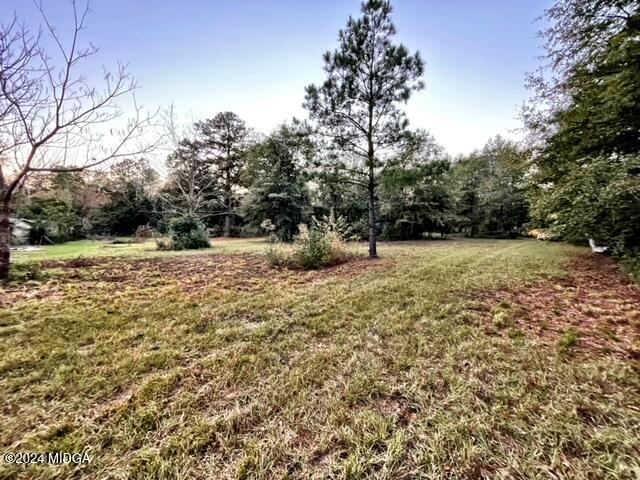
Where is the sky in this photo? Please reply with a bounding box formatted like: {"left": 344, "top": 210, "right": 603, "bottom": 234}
{"left": 4, "top": 0, "right": 553, "bottom": 157}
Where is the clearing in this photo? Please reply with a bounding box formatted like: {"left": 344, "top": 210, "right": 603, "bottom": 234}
{"left": 1, "top": 239, "right": 639, "bottom": 479}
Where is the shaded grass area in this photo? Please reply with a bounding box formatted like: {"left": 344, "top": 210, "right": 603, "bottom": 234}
{"left": 1, "top": 239, "right": 639, "bottom": 479}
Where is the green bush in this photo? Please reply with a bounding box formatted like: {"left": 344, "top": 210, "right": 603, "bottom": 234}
{"left": 621, "top": 248, "right": 640, "bottom": 283}
{"left": 161, "top": 216, "right": 210, "bottom": 251}
{"left": 531, "top": 155, "right": 640, "bottom": 257}
{"left": 266, "top": 221, "right": 350, "bottom": 270}
{"left": 8, "top": 263, "right": 44, "bottom": 283}
{"left": 291, "top": 225, "right": 337, "bottom": 269}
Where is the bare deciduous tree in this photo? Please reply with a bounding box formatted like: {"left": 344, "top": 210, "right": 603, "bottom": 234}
{"left": 0, "top": 1, "right": 157, "bottom": 279}
{"left": 159, "top": 106, "right": 217, "bottom": 219}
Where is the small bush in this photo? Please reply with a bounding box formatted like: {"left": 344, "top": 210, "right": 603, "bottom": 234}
{"left": 155, "top": 238, "right": 173, "bottom": 251}
{"left": 8, "top": 263, "right": 44, "bottom": 282}
{"left": 159, "top": 216, "right": 210, "bottom": 251}
{"left": 266, "top": 222, "right": 350, "bottom": 270}
{"left": 135, "top": 225, "right": 155, "bottom": 242}
{"left": 621, "top": 249, "right": 640, "bottom": 283}
{"left": 290, "top": 225, "right": 333, "bottom": 269}
{"left": 507, "top": 327, "right": 525, "bottom": 341}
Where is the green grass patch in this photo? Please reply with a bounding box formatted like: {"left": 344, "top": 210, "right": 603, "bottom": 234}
{"left": 11, "top": 237, "right": 269, "bottom": 264}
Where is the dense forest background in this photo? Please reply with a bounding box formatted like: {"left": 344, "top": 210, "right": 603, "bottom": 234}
{"left": 14, "top": 132, "right": 529, "bottom": 243}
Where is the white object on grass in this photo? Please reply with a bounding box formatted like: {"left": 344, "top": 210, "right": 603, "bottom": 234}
{"left": 588, "top": 238, "right": 608, "bottom": 254}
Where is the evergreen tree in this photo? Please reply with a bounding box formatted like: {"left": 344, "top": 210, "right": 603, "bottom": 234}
{"left": 304, "top": 0, "right": 424, "bottom": 257}
{"left": 378, "top": 131, "right": 456, "bottom": 239}
{"left": 452, "top": 137, "right": 530, "bottom": 238}
{"left": 92, "top": 159, "right": 160, "bottom": 235}
{"left": 242, "top": 125, "right": 312, "bottom": 241}
{"left": 195, "top": 112, "right": 250, "bottom": 236}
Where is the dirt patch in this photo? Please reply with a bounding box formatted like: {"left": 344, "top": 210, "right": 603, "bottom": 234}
{"left": 373, "top": 392, "right": 419, "bottom": 426}
{"left": 472, "top": 254, "right": 640, "bottom": 358}
{"left": 1, "top": 254, "right": 387, "bottom": 307}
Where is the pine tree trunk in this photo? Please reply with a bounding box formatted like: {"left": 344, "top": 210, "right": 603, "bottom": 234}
{"left": 0, "top": 201, "right": 11, "bottom": 280}
{"left": 367, "top": 181, "right": 377, "bottom": 258}
{"left": 223, "top": 170, "right": 233, "bottom": 237}
{"left": 223, "top": 184, "right": 233, "bottom": 237}
{"left": 367, "top": 125, "right": 377, "bottom": 257}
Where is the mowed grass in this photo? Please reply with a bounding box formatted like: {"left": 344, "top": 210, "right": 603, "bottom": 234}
{"left": 11, "top": 237, "right": 269, "bottom": 263}
{"left": 1, "top": 239, "right": 639, "bottom": 479}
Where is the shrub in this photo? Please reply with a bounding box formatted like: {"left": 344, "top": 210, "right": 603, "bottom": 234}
{"left": 492, "top": 310, "right": 510, "bottom": 329}
{"left": 161, "top": 216, "right": 210, "bottom": 251}
{"left": 621, "top": 248, "right": 640, "bottom": 283}
{"left": 8, "top": 263, "right": 44, "bottom": 283}
{"left": 290, "top": 225, "right": 336, "bottom": 269}
{"left": 266, "top": 222, "right": 350, "bottom": 270}
{"left": 155, "top": 238, "right": 173, "bottom": 251}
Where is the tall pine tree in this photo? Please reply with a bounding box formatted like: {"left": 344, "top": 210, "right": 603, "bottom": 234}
{"left": 304, "top": 0, "right": 423, "bottom": 257}
{"left": 195, "top": 112, "right": 250, "bottom": 236}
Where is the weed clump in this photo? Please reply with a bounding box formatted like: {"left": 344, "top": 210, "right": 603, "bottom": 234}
{"left": 135, "top": 225, "right": 155, "bottom": 242}
{"left": 266, "top": 216, "right": 351, "bottom": 270}
{"left": 558, "top": 327, "right": 580, "bottom": 353}
{"left": 492, "top": 310, "right": 510, "bottom": 329}
{"left": 7, "top": 263, "right": 44, "bottom": 282}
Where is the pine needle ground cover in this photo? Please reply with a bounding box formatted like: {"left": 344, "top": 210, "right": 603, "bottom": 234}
{"left": 1, "top": 239, "right": 639, "bottom": 479}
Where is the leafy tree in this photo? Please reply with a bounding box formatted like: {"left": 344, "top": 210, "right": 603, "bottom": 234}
{"left": 195, "top": 112, "right": 251, "bottom": 236}
{"left": 378, "top": 132, "right": 456, "bottom": 239}
{"left": 525, "top": 0, "right": 639, "bottom": 253}
{"left": 16, "top": 171, "right": 105, "bottom": 242}
{"left": 531, "top": 156, "right": 640, "bottom": 254}
{"left": 91, "top": 159, "right": 160, "bottom": 235}
{"left": 452, "top": 137, "right": 530, "bottom": 238}
{"left": 526, "top": 0, "right": 639, "bottom": 158}
{"left": 242, "top": 125, "right": 312, "bottom": 241}
{"left": 304, "top": 0, "right": 424, "bottom": 257}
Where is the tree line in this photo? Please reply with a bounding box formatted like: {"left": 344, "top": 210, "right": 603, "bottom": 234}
{"left": 14, "top": 128, "right": 530, "bottom": 244}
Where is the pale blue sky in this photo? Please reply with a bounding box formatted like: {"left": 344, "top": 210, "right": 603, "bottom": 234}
{"left": 4, "top": 0, "right": 552, "bottom": 156}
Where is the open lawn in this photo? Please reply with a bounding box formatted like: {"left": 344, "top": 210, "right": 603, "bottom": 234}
{"left": 1, "top": 239, "right": 639, "bottom": 479}
{"left": 11, "top": 238, "right": 269, "bottom": 264}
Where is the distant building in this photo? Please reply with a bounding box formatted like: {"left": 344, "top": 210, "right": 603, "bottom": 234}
{"left": 10, "top": 218, "right": 33, "bottom": 245}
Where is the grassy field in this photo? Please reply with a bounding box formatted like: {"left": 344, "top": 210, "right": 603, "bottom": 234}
{"left": 1, "top": 239, "right": 639, "bottom": 479}
{"left": 11, "top": 238, "right": 269, "bottom": 263}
